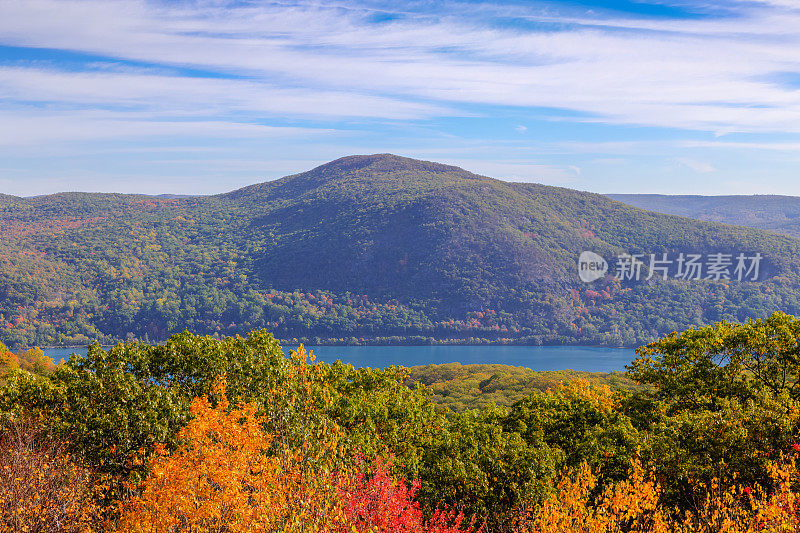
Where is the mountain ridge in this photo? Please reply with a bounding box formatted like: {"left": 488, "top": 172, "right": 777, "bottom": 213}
{"left": 609, "top": 193, "right": 800, "bottom": 238}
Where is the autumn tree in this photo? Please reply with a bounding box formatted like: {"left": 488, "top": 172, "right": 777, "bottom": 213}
{"left": 115, "top": 379, "right": 302, "bottom": 532}
{"left": 338, "top": 457, "right": 480, "bottom": 533}
{"left": 0, "top": 418, "right": 100, "bottom": 533}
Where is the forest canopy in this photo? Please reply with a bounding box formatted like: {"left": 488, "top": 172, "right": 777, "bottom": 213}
{"left": 3, "top": 313, "right": 800, "bottom": 531}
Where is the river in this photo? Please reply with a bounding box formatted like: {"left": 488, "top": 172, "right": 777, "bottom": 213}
{"left": 42, "top": 344, "right": 637, "bottom": 372}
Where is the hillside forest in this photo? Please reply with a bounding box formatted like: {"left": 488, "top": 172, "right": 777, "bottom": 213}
{"left": 3, "top": 155, "right": 800, "bottom": 350}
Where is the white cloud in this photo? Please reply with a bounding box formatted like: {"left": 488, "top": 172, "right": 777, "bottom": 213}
{"left": 0, "top": 66, "right": 451, "bottom": 120}
{"left": 3, "top": 0, "right": 800, "bottom": 194}
{"left": 680, "top": 140, "right": 800, "bottom": 152}
{"left": 441, "top": 159, "right": 579, "bottom": 184}
{"left": 0, "top": 110, "right": 334, "bottom": 146}
{"left": 675, "top": 157, "right": 717, "bottom": 173}
{"left": 2, "top": 0, "right": 800, "bottom": 135}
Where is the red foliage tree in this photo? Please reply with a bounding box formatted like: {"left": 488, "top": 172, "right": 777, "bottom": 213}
{"left": 338, "top": 457, "right": 481, "bottom": 533}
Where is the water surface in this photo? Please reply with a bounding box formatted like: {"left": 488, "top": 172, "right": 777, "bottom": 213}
{"left": 43, "top": 345, "right": 636, "bottom": 372}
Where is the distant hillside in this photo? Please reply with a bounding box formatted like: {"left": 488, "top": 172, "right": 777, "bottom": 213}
{"left": 0, "top": 194, "right": 22, "bottom": 207}
{"left": 1, "top": 154, "right": 800, "bottom": 349}
{"left": 608, "top": 194, "right": 800, "bottom": 238}
{"left": 152, "top": 194, "right": 197, "bottom": 199}
{"left": 407, "top": 363, "right": 637, "bottom": 412}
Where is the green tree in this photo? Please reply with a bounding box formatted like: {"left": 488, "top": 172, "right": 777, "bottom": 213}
{"left": 0, "top": 330, "right": 291, "bottom": 481}
{"left": 629, "top": 312, "right": 800, "bottom": 410}
{"left": 626, "top": 312, "right": 800, "bottom": 508}
{"left": 505, "top": 381, "right": 642, "bottom": 485}
{"left": 418, "top": 404, "right": 560, "bottom": 529}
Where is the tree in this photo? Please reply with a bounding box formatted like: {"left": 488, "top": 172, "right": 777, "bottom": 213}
{"left": 418, "top": 404, "right": 559, "bottom": 529}
{"left": 505, "top": 381, "right": 642, "bottom": 485}
{"left": 116, "top": 379, "right": 479, "bottom": 533}
{"left": 338, "top": 457, "right": 479, "bottom": 533}
{"left": 628, "top": 312, "right": 800, "bottom": 410}
{"left": 0, "top": 330, "right": 292, "bottom": 484}
{"left": 626, "top": 312, "right": 800, "bottom": 508}
{"left": 115, "top": 380, "right": 304, "bottom": 532}
{"left": 0, "top": 418, "right": 100, "bottom": 533}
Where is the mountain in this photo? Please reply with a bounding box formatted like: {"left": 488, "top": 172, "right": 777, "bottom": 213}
{"left": 608, "top": 194, "right": 800, "bottom": 238}
{"left": 0, "top": 194, "right": 22, "bottom": 207}
{"left": 1, "top": 154, "right": 800, "bottom": 349}
{"left": 152, "top": 194, "right": 197, "bottom": 199}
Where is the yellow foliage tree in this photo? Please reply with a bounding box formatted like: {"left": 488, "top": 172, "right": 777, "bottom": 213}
{"left": 520, "top": 461, "right": 668, "bottom": 533}
{"left": 516, "top": 456, "right": 800, "bottom": 533}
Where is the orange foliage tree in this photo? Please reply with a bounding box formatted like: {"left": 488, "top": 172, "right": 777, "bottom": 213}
{"left": 114, "top": 377, "right": 343, "bottom": 533}
{"left": 114, "top": 373, "right": 480, "bottom": 533}
{"left": 520, "top": 461, "right": 668, "bottom": 533}
{"left": 512, "top": 455, "right": 800, "bottom": 533}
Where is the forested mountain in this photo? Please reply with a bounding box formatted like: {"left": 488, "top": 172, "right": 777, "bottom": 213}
{"left": 609, "top": 193, "right": 800, "bottom": 238}
{"left": 2, "top": 154, "right": 800, "bottom": 349}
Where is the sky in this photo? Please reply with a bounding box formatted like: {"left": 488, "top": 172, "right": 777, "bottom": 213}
{"left": 2, "top": 0, "right": 800, "bottom": 196}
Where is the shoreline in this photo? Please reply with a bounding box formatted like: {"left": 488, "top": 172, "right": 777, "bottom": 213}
{"left": 35, "top": 342, "right": 638, "bottom": 350}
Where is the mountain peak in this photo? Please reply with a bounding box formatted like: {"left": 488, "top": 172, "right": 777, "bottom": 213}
{"left": 223, "top": 153, "right": 484, "bottom": 201}
{"left": 310, "top": 154, "right": 466, "bottom": 176}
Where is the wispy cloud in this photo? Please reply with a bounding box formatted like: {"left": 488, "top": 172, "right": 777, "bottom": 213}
{"left": 0, "top": 109, "right": 336, "bottom": 146}
{"left": 444, "top": 159, "right": 581, "bottom": 184}
{"left": 2, "top": 0, "right": 800, "bottom": 193}
{"left": 0, "top": 66, "right": 451, "bottom": 121}
{"left": 675, "top": 157, "right": 716, "bottom": 173}
{"left": 3, "top": 0, "right": 800, "bottom": 132}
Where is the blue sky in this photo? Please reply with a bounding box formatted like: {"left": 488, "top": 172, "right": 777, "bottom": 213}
{"left": 2, "top": 0, "right": 800, "bottom": 196}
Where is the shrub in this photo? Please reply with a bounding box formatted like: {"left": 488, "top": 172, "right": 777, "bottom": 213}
{"left": 0, "top": 418, "right": 99, "bottom": 533}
